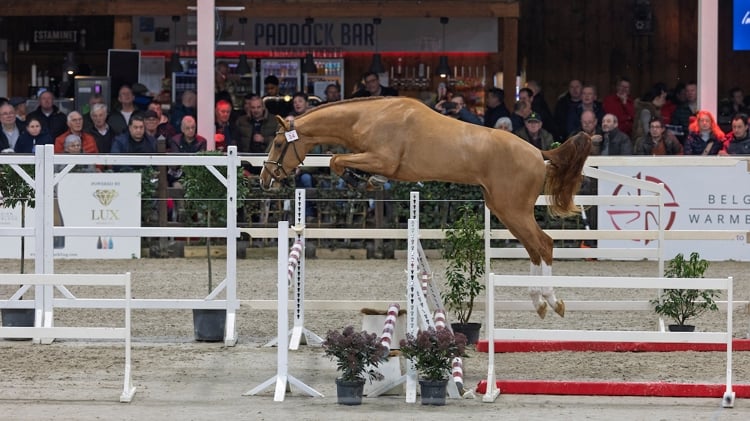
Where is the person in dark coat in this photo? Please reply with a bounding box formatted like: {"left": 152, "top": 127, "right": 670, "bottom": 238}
{"left": 26, "top": 91, "right": 67, "bottom": 139}
{"left": 14, "top": 117, "right": 52, "bottom": 153}
{"left": 351, "top": 71, "right": 398, "bottom": 97}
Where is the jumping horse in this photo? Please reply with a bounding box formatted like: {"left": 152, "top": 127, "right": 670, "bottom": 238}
{"left": 260, "top": 97, "right": 592, "bottom": 319}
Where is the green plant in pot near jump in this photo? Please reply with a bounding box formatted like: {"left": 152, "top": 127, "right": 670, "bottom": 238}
{"left": 441, "top": 203, "right": 485, "bottom": 344}
{"left": 182, "top": 153, "right": 250, "bottom": 341}
{"left": 399, "top": 328, "right": 467, "bottom": 405}
{"left": 0, "top": 164, "right": 36, "bottom": 329}
{"left": 322, "top": 326, "right": 387, "bottom": 405}
{"left": 651, "top": 252, "right": 720, "bottom": 332}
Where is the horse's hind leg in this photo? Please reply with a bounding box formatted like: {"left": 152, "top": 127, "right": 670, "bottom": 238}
{"left": 528, "top": 263, "right": 547, "bottom": 319}
{"left": 501, "top": 213, "right": 565, "bottom": 318}
{"left": 540, "top": 261, "right": 565, "bottom": 317}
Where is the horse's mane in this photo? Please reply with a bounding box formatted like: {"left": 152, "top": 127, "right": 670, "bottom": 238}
{"left": 303, "top": 96, "right": 400, "bottom": 116}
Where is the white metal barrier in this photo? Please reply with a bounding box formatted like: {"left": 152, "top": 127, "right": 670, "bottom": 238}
{"left": 483, "top": 273, "right": 736, "bottom": 407}
{"left": 0, "top": 272, "right": 136, "bottom": 403}
{"left": 0, "top": 145, "right": 241, "bottom": 345}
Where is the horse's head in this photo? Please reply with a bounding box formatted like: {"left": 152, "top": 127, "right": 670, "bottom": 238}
{"left": 259, "top": 115, "right": 309, "bottom": 191}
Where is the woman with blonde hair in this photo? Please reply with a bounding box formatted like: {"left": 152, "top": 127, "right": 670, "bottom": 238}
{"left": 683, "top": 110, "right": 725, "bottom": 155}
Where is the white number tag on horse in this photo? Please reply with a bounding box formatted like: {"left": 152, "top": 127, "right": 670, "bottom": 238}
{"left": 285, "top": 130, "right": 299, "bottom": 142}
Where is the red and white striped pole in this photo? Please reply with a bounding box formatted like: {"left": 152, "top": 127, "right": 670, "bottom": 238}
{"left": 287, "top": 240, "right": 303, "bottom": 287}
{"left": 433, "top": 308, "right": 447, "bottom": 331}
{"left": 380, "top": 303, "right": 400, "bottom": 353}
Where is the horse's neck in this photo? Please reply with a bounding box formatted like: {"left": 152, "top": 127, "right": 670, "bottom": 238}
{"left": 299, "top": 109, "right": 357, "bottom": 150}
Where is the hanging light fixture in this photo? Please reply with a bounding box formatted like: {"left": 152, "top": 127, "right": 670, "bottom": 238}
{"left": 63, "top": 52, "right": 77, "bottom": 75}
{"left": 435, "top": 17, "right": 452, "bottom": 78}
{"left": 370, "top": 18, "right": 385, "bottom": 74}
{"left": 170, "top": 15, "right": 184, "bottom": 73}
{"left": 236, "top": 17, "right": 251, "bottom": 75}
{"left": 302, "top": 18, "right": 318, "bottom": 74}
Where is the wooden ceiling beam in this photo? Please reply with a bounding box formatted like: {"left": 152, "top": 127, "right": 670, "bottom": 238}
{"left": 0, "top": 1, "right": 519, "bottom": 18}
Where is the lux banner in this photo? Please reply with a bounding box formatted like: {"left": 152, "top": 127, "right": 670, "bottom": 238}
{"left": 598, "top": 162, "right": 750, "bottom": 261}
{"left": 0, "top": 173, "right": 141, "bottom": 259}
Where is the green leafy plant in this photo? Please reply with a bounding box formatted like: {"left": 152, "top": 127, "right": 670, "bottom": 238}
{"left": 0, "top": 164, "right": 35, "bottom": 274}
{"left": 651, "top": 252, "right": 720, "bottom": 326}
{"left": 181, "top": 152, "right": 251, "bottom": 293}
{"left": 399, "top": 328, "right": 467, "bottom": 381}
{"left": 322, "top": 326, "right": 387, "bottom": 383}
{"left": 441, "top": 204, "right": 485, "bottom": 325}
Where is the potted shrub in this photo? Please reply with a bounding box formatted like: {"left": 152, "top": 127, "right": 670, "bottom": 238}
{"left": 0, "top": 163, "right": 36, "bottom": 330}
{"left": 651, "top": 252, "right": 720, "bottom": 332}
{"left": 399, "top": 328, "right": 467, "bottom": 405}
{"left": 441, "top": 203, "right": 485, "bottom": 343}
{"left": 182, "top": 152, "right": 250, "bottom": 341}
{"left": 322, "top": 325, "right": 387, "bottom": 405}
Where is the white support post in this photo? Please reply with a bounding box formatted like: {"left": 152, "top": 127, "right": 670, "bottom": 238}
{"left": 289, "top": 188, "right": 323, "bottom": 349}
{"left": 405, "top": 218, "right": 419, "bottom": 403}
{"left": 244, "top": 221, "right": 323, "bottom": 401}
{"left": 223, "top": 147, "right": 239, "bottom": 346}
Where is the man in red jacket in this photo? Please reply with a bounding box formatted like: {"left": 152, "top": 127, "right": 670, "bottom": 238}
{"left": 54, "top": 111, "right": 98, "bottom": 154}
{"left": 603, "top": 77, "right": 635, "bottom": 137}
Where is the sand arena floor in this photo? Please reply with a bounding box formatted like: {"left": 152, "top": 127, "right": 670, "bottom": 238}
{"left": 1, "top": 257, "right": 750, "bottom": 420}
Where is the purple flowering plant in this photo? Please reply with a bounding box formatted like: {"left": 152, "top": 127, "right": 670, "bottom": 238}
{"left": 323, "top": 325, "right": 388, "bottom": 382}
{"left": 399, "top": 328, "right": 467, "bottom": 381}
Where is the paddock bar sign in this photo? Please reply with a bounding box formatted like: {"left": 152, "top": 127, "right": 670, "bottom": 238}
{"left": 598, "top": 162, "right": 750, "bottom": 261}
{"left": 0, "top": 173, "right": 140, "bottom": 259}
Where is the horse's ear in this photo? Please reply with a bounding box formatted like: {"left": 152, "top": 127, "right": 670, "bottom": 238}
{"left": 276, "top": 115, "right": 289, "bottom": 131}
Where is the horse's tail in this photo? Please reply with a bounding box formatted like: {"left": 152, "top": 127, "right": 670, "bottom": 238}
{"left": 540, "top": 132, "right": 593, "bottom": 217}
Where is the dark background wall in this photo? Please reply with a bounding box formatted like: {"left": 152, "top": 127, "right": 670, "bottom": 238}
{"left": 520, "top": 0, "right": 748, "bottom": 102}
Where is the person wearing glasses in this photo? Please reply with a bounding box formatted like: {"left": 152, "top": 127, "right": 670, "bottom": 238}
{"left": 634, "top": 116, "right": 682, "bottom": 155}
{"left": 54, "top": 111, "right": 98, "bottom": 154}
{"left": 351, "top": 71, "right": 398, "bottom": 98}
{"left": 0, "top": 102, "right": 24, "bottom": 152}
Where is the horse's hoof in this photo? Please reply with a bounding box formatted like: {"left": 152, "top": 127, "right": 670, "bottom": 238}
{"left": 535, "top": 302, "right": 547, "bottom": 319}
{"left": 554, "top": 300, "right": 565, "bottom": 317}
{"left": 369, "top": 174, "right": 388, "bottom": 186}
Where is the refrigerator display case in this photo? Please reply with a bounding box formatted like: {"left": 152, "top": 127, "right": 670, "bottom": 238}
{"left": 260, "top": 58, "right": 301, "bottom": 97}
{"left": 171, "top": 58, "right": 197, "bottom": 106}
{"left": 303, "top": 58, "right": 344, "bottom": 100}
{"left": 222, "top": 57, "right": 257, "bottom": 110}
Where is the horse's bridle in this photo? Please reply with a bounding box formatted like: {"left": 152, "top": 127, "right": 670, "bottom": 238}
{"left": 262, "top": 120, "right": 305, "bottom": 185}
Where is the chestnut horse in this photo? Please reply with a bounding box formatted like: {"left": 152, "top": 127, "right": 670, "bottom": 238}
{"left": 260, "top": 97, "right": 592, "bottom": 318}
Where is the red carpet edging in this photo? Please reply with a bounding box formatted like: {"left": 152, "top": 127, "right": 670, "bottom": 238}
{"left": 475, "top": 339, "right": 750, "bottom": 353}
{"left": 475, "top": 379, "right": 750, "bottom": 398}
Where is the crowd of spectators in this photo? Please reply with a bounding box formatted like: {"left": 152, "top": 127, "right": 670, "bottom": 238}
{"left": 3, "top": 73, "right": 750, "bottom": 170}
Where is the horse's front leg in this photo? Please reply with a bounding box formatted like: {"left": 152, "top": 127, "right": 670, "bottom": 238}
{"left": 330, "top": 154, "right": 391, "bottom": 190}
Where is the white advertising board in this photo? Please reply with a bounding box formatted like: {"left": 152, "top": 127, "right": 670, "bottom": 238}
{"left": 0, "top": 173, "right": 141, "bottom": 259}
{"left": 598, "top": 163, "right": 750, "bottom": 261}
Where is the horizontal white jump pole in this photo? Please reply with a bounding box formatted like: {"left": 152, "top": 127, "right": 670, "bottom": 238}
{"left": 481, "top": 300, "right": 747, "bottom": 313}
{"left": 0, "top": 300, "right": 35, "bottom": 309}
{"left": 585, "top": 155, "right": 749, "bottom": 167}
{"left": 0, "top": 327, "right": 127, "bottom": 340}
{"left": 491, "top": 275, "right": 731, "bottom": 290}
{"left": 50, "top": 298, "right": 238, "bottom": 310}
{"left": 0, "top": 227, "right": 36, "bottom": 237}
{"left": 488, "top": 248, "right": 659, "bottom": 260}
{"left": 240, "top": 227, "right": 447, "bottom": 240}
{"left": 53, "top": 226, "right": 237, "bottom": 238}
{"left": 492, "top": 328, "right": 728, "bottom": 344}
{"left": 0, "top": 273, "right": 130, "bottom": 287}
{"left": 237, "top": 299, "right": 749, "bottom": 313}
{"left": 49, "top": 153, "right": 240, "bottom": 167}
